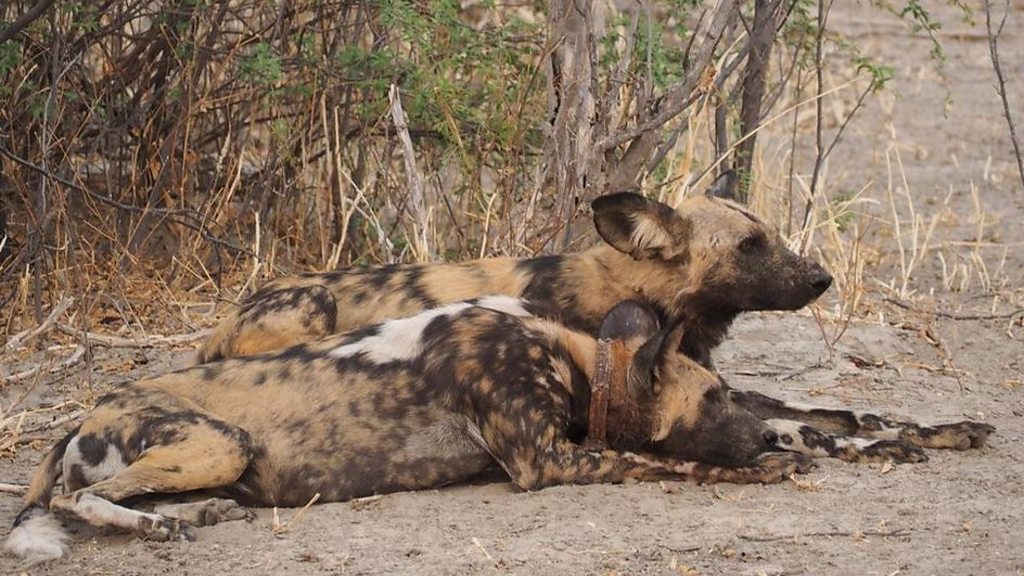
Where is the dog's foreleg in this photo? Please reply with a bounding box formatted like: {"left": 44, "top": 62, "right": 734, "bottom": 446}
{"left": 625, "top": 451, "right": 818, "bottom": 485}
{"left": 489, "top": 437, "right": 814, "bottom": 490}
{"left": 765, "top": 418, "right": 927, "bottom": 463}
{"left": 729, "top": 389, "right": 994, "bottom": 450}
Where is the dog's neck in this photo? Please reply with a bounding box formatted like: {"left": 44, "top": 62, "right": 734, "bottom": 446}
{"left": 575, "top": 247, "right": 739, "bottom": 369}
{"left": 673, "top": 302, "right": 738, "bottom": 369}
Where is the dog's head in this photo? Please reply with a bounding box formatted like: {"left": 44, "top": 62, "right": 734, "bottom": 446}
{"left": 598, "top": 302, "right": 777, "bottom": 467}
{"left": 591, "top": 182, "right": 832, "bottom": 317}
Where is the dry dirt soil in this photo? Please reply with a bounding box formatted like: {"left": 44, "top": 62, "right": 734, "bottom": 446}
{"left": 2, "top": 4, "right": 1023, "bottom": 576}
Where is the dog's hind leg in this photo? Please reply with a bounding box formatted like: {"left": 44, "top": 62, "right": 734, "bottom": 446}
{"left": 51, "top": 417, "right": 252, "bottom": 541}
{"left": 199, "top": 284, "right": 337, "bottom": 362}
{"left": 730, "top": 388, "right": 994, "bottom": 450}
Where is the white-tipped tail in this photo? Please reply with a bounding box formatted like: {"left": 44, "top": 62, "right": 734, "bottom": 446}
{"left": 5, "top": 511, "right": 68, "bottom": 563}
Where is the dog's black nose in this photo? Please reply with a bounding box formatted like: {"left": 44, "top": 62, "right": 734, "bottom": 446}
{"left": 763, "top": 429, "right": 779, "bottom": 446}
{"left": 810, "top": 268, "right": 833, "bottom": 296}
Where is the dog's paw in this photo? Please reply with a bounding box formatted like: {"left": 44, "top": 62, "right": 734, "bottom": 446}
{"left": 154, "top": 498, "right": 256, "bottom": 526}
{"left": 906, "top": 421, "right": 995, "bottom": 450}
{"left": 729, "top": 452, "right": 816, "bottom": 484}
{"left": 139, "top": 515, "right": 196, "bottom": 542}
{"left": 761, "top": 451, "right": 816, "bottom": 474}
{"left": 847, "top": 440, "right": 928, "bottom": 464}
{"left": 199, "top": 498, "right": 255, "bottom": 526}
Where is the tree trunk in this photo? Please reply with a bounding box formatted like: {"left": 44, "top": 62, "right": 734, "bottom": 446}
{"left": 536, "top": 0, "right": 606, "bottom": 253}
{"left": 735, "top": 0, "right": 783, "bottom": 202}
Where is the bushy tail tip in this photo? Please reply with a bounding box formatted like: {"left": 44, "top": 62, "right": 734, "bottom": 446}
{"left": 5, "top": 507, "right": 68, "bottom": 563}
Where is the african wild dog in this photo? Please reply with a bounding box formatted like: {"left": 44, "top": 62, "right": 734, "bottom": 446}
{"left": 198, "top": 191, "right": 833, "bottom": 367}
{"left": 196, "top": 189, "right": 994, "bottom": 463}
{"left": 6, "top": 298, "right": 812, "bottom": 562}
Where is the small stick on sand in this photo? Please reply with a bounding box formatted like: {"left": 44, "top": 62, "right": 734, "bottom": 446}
{"left": 272, "top": 492, "right": 321, "bottom": 534}
{"left": 739, "top": 528, "right": 910, "bottom": 542}
{"left": 3, "top": 298, "right": 75, "bottom": 353}
{"left": 58, "top": 326, "right": 211, "bottom": 349}
{"left": 0, "top": 483, "right": 28, "bottom": 495}
{"left": 1, "top": 345, "right": 86, "bottom": 384}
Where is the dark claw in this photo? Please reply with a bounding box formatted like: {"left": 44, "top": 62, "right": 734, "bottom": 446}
{"left": 789, "top": 453, "right": 817, "bottom": 474}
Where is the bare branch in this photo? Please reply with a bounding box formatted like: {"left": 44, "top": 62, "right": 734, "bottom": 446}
{"left": 985, "top": 0, "right": 1024, "bottom": 198}
{"left": 57, "top": 326, "right": 211, "bottom": 348}
{"left": 597, "top": 0, "right": 741, "bottom": 153}
{"left": 3, "top": 297, "right": 74, "bottom": 353}
{"left": 1, "top": 345, "right": 86, "bottom": 385}
{"left": 388, "top": 84, "right": 433, "bottom": 261}
{"left": 799, "top": 0, "right": 835, "bottom": 252}
{"left": 0, "top": 0, "right": 57, "bottom": 44}
{"left": 735, "top": 0, "right": 784, "bottom": 202}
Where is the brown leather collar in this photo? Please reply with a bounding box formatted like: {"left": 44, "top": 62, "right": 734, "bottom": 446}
{"left": 583, "top": 338, "right": 633, "bottom": 451}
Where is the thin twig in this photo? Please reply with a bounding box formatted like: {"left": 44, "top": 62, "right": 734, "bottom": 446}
{"left": 798, "top": 0, "right": 835, "bottom": 253}
{"left": 0, "top": 409, "right": 87, "bottom": 451}
{"left": 923, "top": 324, "right": 965, "bottom": 393}
{"left": 57, "top": 326, "right": 211, "bottom": 348}
{"left": 0, "top": 483, "right": 29, "bottom": 495}
{"left": 18, "top": 409, "right": 87, "bottom": 437}
{"left": 777, "top": 361, "right": 826, "bottom": 382}
{"left": 272, "top": 492, "right": 321, "bottom": 534}
{"left": 471, "top": 537, "right": 505, "bottom": 571}
{"left": 1, "top": 345, "right": 86, "bottom": 384}
{"left": 0, "top": 0, "right": 57, "bottom": 44}
{"left": 739, "top": 528, "right": 910, "bottom": 542}
{"left": 388, "top": 84, "right": 433, "bottom": 261}
{"left": 984, "top": 0, "right": 1024, "bottom": 198}
{"left": 884, "top": 298, "right": 1024, "bottom": 321}
{"left": 3, "top": 297, "right": 74, "bottom": 353}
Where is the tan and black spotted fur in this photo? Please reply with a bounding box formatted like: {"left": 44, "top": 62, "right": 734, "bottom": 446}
{"left": 6, "top": 298, "right": 811, "bottom": 561}
{"left": 198, "top": 192, "right": 833, "bottom": 367}
{"left": 197, "top": 188, "right": 994, "bottom": 464}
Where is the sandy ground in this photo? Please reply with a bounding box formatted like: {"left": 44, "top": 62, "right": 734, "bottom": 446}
{"left": 2, "top": 3, "right": 1023, "bottom": 576}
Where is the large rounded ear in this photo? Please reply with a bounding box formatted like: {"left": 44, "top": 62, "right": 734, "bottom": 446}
{"left": 627, "top": 320, "right": 686, "bottom": 399}
{"left": 591, "top": 192, "right": 691, "bottom": 261}
{"left": 598, "top": 300, "right": 660, "bottom": 347}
